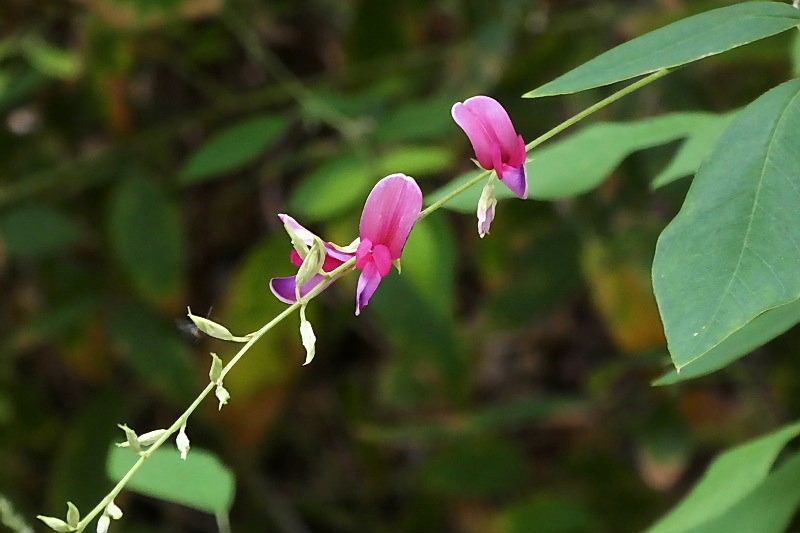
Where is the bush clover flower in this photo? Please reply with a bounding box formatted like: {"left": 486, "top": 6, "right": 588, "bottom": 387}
{"left": 270, "top": 173, "right": 423, "bottom": 316}
{"left": 451, "top": 95, "right": 528, "bottom": 236}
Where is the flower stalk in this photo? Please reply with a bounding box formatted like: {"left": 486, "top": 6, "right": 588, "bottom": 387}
{"left": 62, "top": 68, "right": 673, "bottom": 533}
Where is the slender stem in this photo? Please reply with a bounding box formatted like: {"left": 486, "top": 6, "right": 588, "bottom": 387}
{"left": 419, "top": 170, "right": 491, "bottom": 220}
{"left": 72, "top": 66, "right": 674, "bottom": 533}
{"left": 525, "top": 68, "right": 673, "bottom": 151}
{"left": 76, "top": 303, "right": 302, "bottom": 531}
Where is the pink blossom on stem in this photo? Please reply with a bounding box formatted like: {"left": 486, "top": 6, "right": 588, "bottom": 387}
{"left": 355, "top": 173, "right": 422, "bottom": 314}
{"left": 269, "top": 174, "right": 423, "bottom": 316}
{"left": 451, "top": 95, "right": 528, "bottom": 199}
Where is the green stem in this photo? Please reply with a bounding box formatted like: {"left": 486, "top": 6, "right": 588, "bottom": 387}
{"left": 525, "top": 68, "right": 673, "bottom": 151}
{"left": 76, "top": 302, "right": 302, "bottom": 531}
{"left": 73, "top": 67, "right": 674, "bottom": 533}
{"left": 419, "top": 170, "right": 491, "bottom": 220}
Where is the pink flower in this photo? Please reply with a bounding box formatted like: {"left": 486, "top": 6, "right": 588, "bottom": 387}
{"left": 269, "top": 174, "right": 423, "bottom": 315}
{"left": 451, "top": 96, "right": 528, "bottom": 199}
{"left": 452, "top": 96, "right": 528, "bottom": 237}
{"left": 354, "top": 173, "right": 423, "bottom": 314}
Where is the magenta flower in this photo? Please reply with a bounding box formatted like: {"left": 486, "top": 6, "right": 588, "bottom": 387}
{"left": 452, "top": 95, "right": 528, "bottom": 199}
{"left": 354, "top": 173, "right": 423, "bottom": 314}
{"left": 270, "top": 174, "right": 423, "bottom": 315}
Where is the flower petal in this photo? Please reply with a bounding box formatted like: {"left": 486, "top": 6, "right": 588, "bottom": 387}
{"left": 500, "top": 163, "right": 528, "bottom": 199}
{"left": 279, "top": 213, "right": 355, "bottom": 264}
{"left": 355, "top": 262, "right": 383, "bottom": 315}
{"left": 269, "top": 274, "right": 327, "bottom": 304}
{"left": 461, "top": 95, "right": 519, "bottom": 152}
{"left": 358, "top": 174, "right": 423, "bottom": 259}
{"left": 278, "top": 214, "right": 316, "bottom": 246}
{"left": 452, "top": 96, "right": 521, "bottom": 169}
{"left": 452, "top": 101, "right": 496, "bottom": 169}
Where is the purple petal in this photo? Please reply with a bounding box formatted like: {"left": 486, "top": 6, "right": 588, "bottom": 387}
{"left": 355, "top": 262, "right": 383, "bottom": 315}
{"left": 358, "top": 174, "right": 423, "bottom": 259}
{"left": 500, "top": 164, "right": 528, "bottom": 199}
{"left": 269, "top": 274, "right": 327, "bottom": 304}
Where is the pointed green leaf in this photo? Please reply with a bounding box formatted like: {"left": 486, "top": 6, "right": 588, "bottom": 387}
{"left": 526, "top": 2, "right": 800, "bottom": 98}
{"left": 652, "top": 112, "right": 735, "bottom": 188}
{"left": 680, "top": 451, "right": 800, "bottom": 533}
{"left": 180, "top": 115, "right": 289, "bottom": 185}
{"left": 644, "top": 422, "right": 800, "bottom": 533}
{"left": 106, "top": 446, "right": 235, "bottom": 515}
{"left": 653, "top": 79, "right": 800, "bottom": 376}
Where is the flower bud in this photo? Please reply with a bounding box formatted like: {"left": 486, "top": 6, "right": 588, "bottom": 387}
{"left": 209, "top": 352, "right": 223, "bottom": 382}
{"left": 176, "top": 423, "right": 190, "bottom": 460}
{"left": 299, "top": 305, "right": 316, "bottom": 365}
{"left": 96, "top": 515, "right": 110, "bottom": 533}
{"left": 294, "top": 237, "right": 327, "bottom": 298}
{"left": 215, "top": 384, "right": 230, "bottom": 410}
{"left": 106, "top": 502, "right": 123, "bottom": 520}
{"left": 477, "top": 178, "right": 498, "bottom": 238}
{"left": 66, "top": 502, "right": 79, "bottom": 528}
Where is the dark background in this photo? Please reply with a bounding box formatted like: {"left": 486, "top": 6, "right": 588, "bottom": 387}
{"left": 1, "top": 0, "right": 799, "bottom": 531}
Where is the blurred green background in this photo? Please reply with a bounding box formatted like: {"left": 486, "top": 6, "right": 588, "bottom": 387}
{"left": 2, "top": 0, "right": 800, "bottom": 531}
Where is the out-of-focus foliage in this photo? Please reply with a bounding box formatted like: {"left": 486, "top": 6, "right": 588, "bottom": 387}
{"left": 3, "top": 0, "right": 800, "bottom": 532}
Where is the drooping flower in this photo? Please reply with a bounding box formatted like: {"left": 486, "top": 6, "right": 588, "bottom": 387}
{"left": 269, "top": 174, "right": 423, "bottom": 315}
{"left": 452, "top": 95, "right": 528, "bottom": 236}
{"left": 354, "top": 173, "right": 423, "bottom": 314}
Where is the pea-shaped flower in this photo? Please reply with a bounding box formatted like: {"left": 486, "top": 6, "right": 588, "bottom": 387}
{"left": 452, "top": 95, "right": 528, "bottom": 236}
{"left": 270, "top": 173, "right": 423, "bottom": 315}
{"left": 354, "top": 173, "right": 423, "bottom": 314}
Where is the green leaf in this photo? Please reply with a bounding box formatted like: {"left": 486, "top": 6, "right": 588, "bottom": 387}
{"left": 652, "top": 112, "right": 736, "bottom": 188}
{"left": 289, "top": 154, "right": 373, "bottom": 221}
{"left": 654, "top": 297, "right": 800, "bottom": 385}
{"left": 108, "top": 177, "right": 184, "bottom": 302}
{"left": 525, "top": 2, "right": 800, "bottom": 98}
{"left": 680, "top": 451, "right": 800, "bottom": 533}
{"left": 0, "top": 204, "right": 84, "bottom": 258}
{"left": 106, "top": 445, "right": 235, "bottom": 515}
{"left": 643, "top": 421, "right": 800, "bottom": 533}
{"left": 374, "top": 97, "right": 456, "bottom": 143}
{"left": 377, "top": 146, "right": 454, "bottom": 177}
{"left": 290, "top": 147, "right": 452, "bottom": 222}
{"left": 652, "top": 79, "right": 800, "bottom": 376}
{"left": 180, "top": 115, "right": 289, "bottom": 185}
{"left": 428, "top": 113, "right": 712, "bottom": 210}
